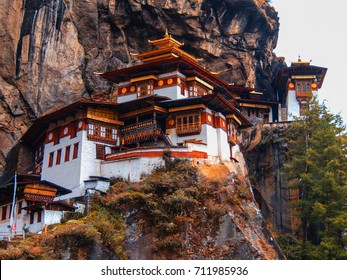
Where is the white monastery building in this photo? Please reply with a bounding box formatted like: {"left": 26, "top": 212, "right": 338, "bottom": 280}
{"left": 0, "top": 33, "right": 327, "bottom": 236}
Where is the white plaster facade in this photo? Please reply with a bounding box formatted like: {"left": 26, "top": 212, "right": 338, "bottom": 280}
{"left": 41, "top": 130, "right": 114, "bottom": 200}
{"left": 101, "top": 141, "right": 235, "bottom": 182}
{"left": 286, "top": 90, "right": 300, "bottom": 121}
{"left": 102, "top": 156, "right": 164, "bottom": 182}
{"left": 154, "top": 86, "right": 184, "bottom": 100}
{"left": 269, "top": 107, "right": 274, "bottom": 123}
{"left": 41, "top": 131, "right": 84, "bottom": 199}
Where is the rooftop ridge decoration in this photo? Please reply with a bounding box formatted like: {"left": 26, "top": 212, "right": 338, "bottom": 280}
{"left": 291, "top": 55, "right": 311, "bottom": 66}
{"left": 133, "top": 30, "right": 199, "bottom": 63}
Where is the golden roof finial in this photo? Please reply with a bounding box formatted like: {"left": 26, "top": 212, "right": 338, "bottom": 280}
{"left": 291, "top": 55, "right": 311, "bottom": 66}
{"left": 136, "top": 32, "right": 197, "bottom": 63}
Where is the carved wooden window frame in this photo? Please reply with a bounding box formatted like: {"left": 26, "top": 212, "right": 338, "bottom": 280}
{"left": 87, "top": 121, "right": 118, "bottom": 145}
{"left": 137, "top": 81, "right": 154, "bottom": 98}
{"left": 176, "top": 112, "right": 202, "bottom": 136}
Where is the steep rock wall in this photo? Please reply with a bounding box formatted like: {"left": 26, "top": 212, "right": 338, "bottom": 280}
{"left": 243, "top": 123, "right": 294, "bottom": 233}
{"left": 0, "top": 0, "right": 279, "bottom": 174}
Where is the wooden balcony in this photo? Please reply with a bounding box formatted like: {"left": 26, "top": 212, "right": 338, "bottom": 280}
{"left": 87, "top": 134, "right": 117, "bottom": 145}
{"left": 176, "top": 123, "right": 201, "bottom": 136}
{"left": 296, "top": 90, "right": 311, "bottom": 99}
{"left": 120, "top": 120, "right": 161, "bottom": 145}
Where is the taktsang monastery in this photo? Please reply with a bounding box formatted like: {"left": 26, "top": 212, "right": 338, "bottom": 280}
{"left": 0, "top": 33, "right": 327, "bottom": 237}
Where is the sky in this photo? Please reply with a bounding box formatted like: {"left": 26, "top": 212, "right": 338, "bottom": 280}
{"left": 271, "top": 0, "right": 347, "bottom": 124}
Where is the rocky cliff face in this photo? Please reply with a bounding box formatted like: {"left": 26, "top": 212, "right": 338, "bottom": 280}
{"left": 244, "top": 123, "right": 293, "bottom": 233}
{"left": 0, "top": 0, "right": 279, "bottom": 174}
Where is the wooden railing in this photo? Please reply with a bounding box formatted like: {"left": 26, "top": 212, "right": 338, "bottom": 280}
{"left": 296, "top": 90, "right": 311, "bottom": 99}
{"left": 176, "top": 123, "right": 201, "bottom": 136}
{"left": 87, "top": 133, "right": 117, "bottom": 145}
{"left": 120, "top": 120, "right": 161, "bottom": 145}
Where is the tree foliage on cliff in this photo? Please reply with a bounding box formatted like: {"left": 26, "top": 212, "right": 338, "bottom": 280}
{"left": 282, "top": 97, "right": 347, "bottom": 259}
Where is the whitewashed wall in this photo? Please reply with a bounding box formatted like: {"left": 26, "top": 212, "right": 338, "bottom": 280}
{"left": 269, "top": 107, "right": 273, "bottom": 123}
{"left": 41, "top": 131, "right": 84, "bottom": 199}
{"left": 101, "top": 156, "right": 164, "bottom": 182}
{"left": 204, "top": 124, "right": 218, "bottom": 157}
{"left": 217, "top": 127, "right": 230, "bottom": 161}
{"left": 79, "top": 132, "right": 103, "bottom": 183}
{"left": 166, "top": 120, "right": 229, "bottom": 162}
{"left": 41, "top": 128, "right": 118, "bottom": 200}
{"left": 286, "top": 90, "right": 300, "bottom": 121}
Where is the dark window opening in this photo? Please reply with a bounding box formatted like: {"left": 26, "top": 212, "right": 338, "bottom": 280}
{"left": 176, "top": 113, "right": 201, "bottom": 136}
{"left": 56, "top": 149, "right": 62, "bottom": 165}
{"left": 30, "top": 211, "right": 34, "bottom": 224}
{"left": 1, "top": 206, "right": 7, "bottom": 220}
{"left": 73, "top": 143, "right": 79, "bottom": 159}
{"left": 48, "top": 152, "right": 54, "bottom": 167}
{"left": 8, "top": 204, "right": 12, "bottom": 219}
{"left": 37, "top": 211, "right": 42, "bottom": 223}
{"left": 65, "top": 146, "right": 70, "bottom": 162}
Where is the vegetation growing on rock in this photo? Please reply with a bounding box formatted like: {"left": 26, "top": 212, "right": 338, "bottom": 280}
{"left": 0, "top": 157, "right": 281, "bottom": 260}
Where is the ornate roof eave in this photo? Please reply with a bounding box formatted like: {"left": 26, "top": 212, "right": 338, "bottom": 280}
{"left": 275, "top": 64, "right": 328, "bottom": 91}
{"left": 99, "top": 55, "right": 253, "bottom": 103}
{"left": 159, "top": 93, "right": 252, "bottom": 127}
{"left": 116, "top": 95, "right": 170, "bottom": 118}
{"left": 236, "top": 98, "right": 279, "bottom": 106}
{"left": 133, "top": 46, "right": 199, "bottom": 64}
{"left": 0, "top": 175, "right": 72, "bottom": 196}
{"left": 21, "top": 99, "right": 120, "bottom": 145}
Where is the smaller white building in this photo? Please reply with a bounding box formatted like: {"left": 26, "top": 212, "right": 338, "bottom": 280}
{"left": 275, "top": 59, "right": 327, "bottom": 121}
{"left": 0, "top": 174, "right": 75, "bottom": 239}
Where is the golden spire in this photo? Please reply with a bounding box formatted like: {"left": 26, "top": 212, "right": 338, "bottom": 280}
{"left": 291, "top": 55, "right": 311, "bottom": 66}
{"left": 135, "top": 31, "right": 197, "bottom": 63}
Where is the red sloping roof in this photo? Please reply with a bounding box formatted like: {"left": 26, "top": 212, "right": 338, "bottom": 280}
{"left": 100, "top": 56, "right": 253, "bottom": 96}
{"left": 21, "top": 99, "right": 120, "bottom": 145}
{"left": 0, "top": 174, "right": 72, "bottom": 197}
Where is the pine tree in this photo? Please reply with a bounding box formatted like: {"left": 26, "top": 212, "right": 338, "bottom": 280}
{"left": 283, "top": 97, "right": 347, "bottom": 259}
